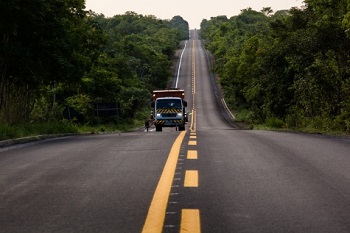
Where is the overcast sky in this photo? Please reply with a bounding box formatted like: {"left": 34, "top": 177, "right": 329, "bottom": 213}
{"left": 85, "top": 0, "right": 304, "bottom": 29}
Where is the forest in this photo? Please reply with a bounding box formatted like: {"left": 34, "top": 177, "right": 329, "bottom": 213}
{"left": 200, "top": 0, "right": 350, "bottom": 133}
{"left": 0, "top": 0, "right": 188, "bottom": 137}
{"left": 1, "top": 0, "right": 350, "bottom": 138}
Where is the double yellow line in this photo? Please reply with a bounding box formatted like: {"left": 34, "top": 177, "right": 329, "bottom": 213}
{"left": 142, "top": 39, "right": 200, "bottom": 233}
{"left": 142, "top": 131, "right": 186, "bottom": 233}
{"left": 191, "top": 40, "right": 197, "bottom": 132}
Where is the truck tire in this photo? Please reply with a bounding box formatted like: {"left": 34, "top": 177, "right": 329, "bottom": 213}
{"left": 156, "top": 125, "right": 162, "bottom": 132}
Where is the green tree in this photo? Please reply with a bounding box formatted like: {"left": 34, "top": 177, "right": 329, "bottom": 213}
{"left": 202, "top": 2, "right": 350, "bottom": 132}
{"left": 170, "top": 16, "right": 189, "bottom": 40}
{"left": 1, "top": 3, "right": 189, "bottom": 125}
{"left": 0, "top": 0, "right": 102, "bottom": 123}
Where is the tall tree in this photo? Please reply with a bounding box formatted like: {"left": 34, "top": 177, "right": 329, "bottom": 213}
{"left": 201, "top": 2, "right": 350, "bottom": 132}
{"left": 0, "top": 0, "right": 102, "bottom": 123}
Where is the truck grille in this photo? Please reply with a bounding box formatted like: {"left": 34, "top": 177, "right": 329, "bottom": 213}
{"left": 162, "top": 113, "right": 177, "bottom": 117}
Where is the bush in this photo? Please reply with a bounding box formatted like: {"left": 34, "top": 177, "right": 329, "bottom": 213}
{"left": 0, "top": 125, "right": 17, "bottom": 140}
{"left": 265, "top": 117, "right": 284, "bottom": 128}
{"left": 234, "top": 109, "right": 254, "bottom": 122}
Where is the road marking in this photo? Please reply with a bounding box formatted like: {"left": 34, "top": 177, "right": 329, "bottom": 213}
{"left": 175, "top": 41, "right": 188, "bottom": 88}
{"left": 190, "top": 40, "right": 197, "bottom": 131}
{"left": 142, "top": 131, "right": 186, "bottom": 233}
{"left": 188, "top": 140, "right": 197, "bottom": 146}
{"left": 184, "top": 170, "right": 198, "bottom": 187}
{"left": 180, "top": 209, "right": 201, "bottom": 233}
{"left": 192, "top": 40, "right": 196, "bottom": 95}
{"left": 187, "top": 150, "right": 198, "bottom": 159}
{"left": 190, "top": 109, "right": 195, "bottom": 131}
{"left": 181, "top": 35, "right": 200, "bottom": 232}
{"left": 191, "top": 109, "right": 197, "bottom": 131}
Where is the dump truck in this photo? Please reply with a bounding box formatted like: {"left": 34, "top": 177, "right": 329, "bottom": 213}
{"left": 151, "top": 89, "right": 188, "bottom": 132}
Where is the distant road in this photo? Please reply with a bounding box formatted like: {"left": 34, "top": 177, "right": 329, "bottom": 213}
{"left": 1, "top": 30, "right": 350, "bottom": 233}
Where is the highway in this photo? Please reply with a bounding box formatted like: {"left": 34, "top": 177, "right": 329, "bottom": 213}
{"left": 1, "top": 30, "right": 350, "bottom": 233}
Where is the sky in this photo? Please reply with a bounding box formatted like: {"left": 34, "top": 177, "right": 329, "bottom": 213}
{"left": 85, "top": 0, "right": 304, "bottom": 29}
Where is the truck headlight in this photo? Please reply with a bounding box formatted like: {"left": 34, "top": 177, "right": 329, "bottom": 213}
{"left": 156, "top": 113, "right": 161, "bottom": 117}
{"left": 177, "top": 113, "right": 183, "bottom": 117}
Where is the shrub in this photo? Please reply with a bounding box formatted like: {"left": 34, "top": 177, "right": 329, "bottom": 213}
{"left": 0, "top": 125, "right": 17, "bottom": 140}
{"left": 265, "top": 117, "right": 284, "bottom": 128}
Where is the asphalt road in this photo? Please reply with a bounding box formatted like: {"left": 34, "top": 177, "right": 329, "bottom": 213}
{"left": 1, "top": 30, "right": 350, "bottom": 233}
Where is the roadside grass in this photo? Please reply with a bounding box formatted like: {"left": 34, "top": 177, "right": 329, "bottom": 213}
{"left": 0, "top": 122, "right": 76, "bottom": 141}
{"left": 232, "top": 108, "right": 349, "bottom": 136}
{"left": 0, "top": 108, "right": 151, "bottom": 142}
{"left": 0, "top": 119, "right": 144, "bottom": 141}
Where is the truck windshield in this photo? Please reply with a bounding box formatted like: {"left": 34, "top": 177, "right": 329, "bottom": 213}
{"left": 156, "top": 99, "right": 182, "bottom": 109}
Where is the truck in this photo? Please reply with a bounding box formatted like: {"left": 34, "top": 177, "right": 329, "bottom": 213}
{"left": 151, "top": 89, "right": 188, "bottom": 132}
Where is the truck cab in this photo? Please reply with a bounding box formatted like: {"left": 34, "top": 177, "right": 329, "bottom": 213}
{"left": 151, "top": 90, "right": 187, "bottom": 131}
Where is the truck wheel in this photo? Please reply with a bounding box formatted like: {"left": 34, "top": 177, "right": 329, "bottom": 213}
{"left": 179, "top": 126, "right": 185, "bottom": 131}
{"left": 156, "top": 125, "right": 162, "bottom": 132}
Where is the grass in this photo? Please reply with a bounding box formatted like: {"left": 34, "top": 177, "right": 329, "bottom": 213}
{"left": 0, "top": 119, "right": 144, "bottom": 141}
{"left": 231, "top": 108, "right": 349, "bottom": 136}
{"left": 0, "top": 108, "right": 151, "bottom": 142}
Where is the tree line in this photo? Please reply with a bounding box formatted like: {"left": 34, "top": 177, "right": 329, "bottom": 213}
{"left": 0, "top": 0, "right": 189, "bottom": 125}
{"left": 200, "top": 0, "right": 350, "bottom": 133}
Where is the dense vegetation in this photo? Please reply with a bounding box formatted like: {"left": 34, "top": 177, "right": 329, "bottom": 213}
{"left": 200, "top": 0, "right": 350, "bottom": 133}
{"left": 0, "top": 0, "right": 189, "bottom": 139}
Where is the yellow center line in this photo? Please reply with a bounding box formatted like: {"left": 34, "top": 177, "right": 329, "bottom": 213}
{"left": 181, "top": 38, "right": 200, "bottom": 233}
{"left": 190, "top": 40, "right": 196, "bottom": 131}
{"left": 187, "top": 150, "right": 198, "bottom": 159}
{"left": 192, "top": 40, "right": 196, "bottom": 95}
{"left": 184, "top": 170, "right": 199, "bottom": 187}
{"left": 142, "top": 131, "right": 186, "bottom": 233}
{"left": 180, "top": 209, "right": 201, "bottom": 233}
{"left": 188, "top": 140, "right": 197, "bottom": 146}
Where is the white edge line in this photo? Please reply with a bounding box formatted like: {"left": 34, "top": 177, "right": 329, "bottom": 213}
{"left": 175, "top": 41, "right": 188, "bottom": 88}
{"left": 221, "top": 98, "right": 235, "bottom": 120}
